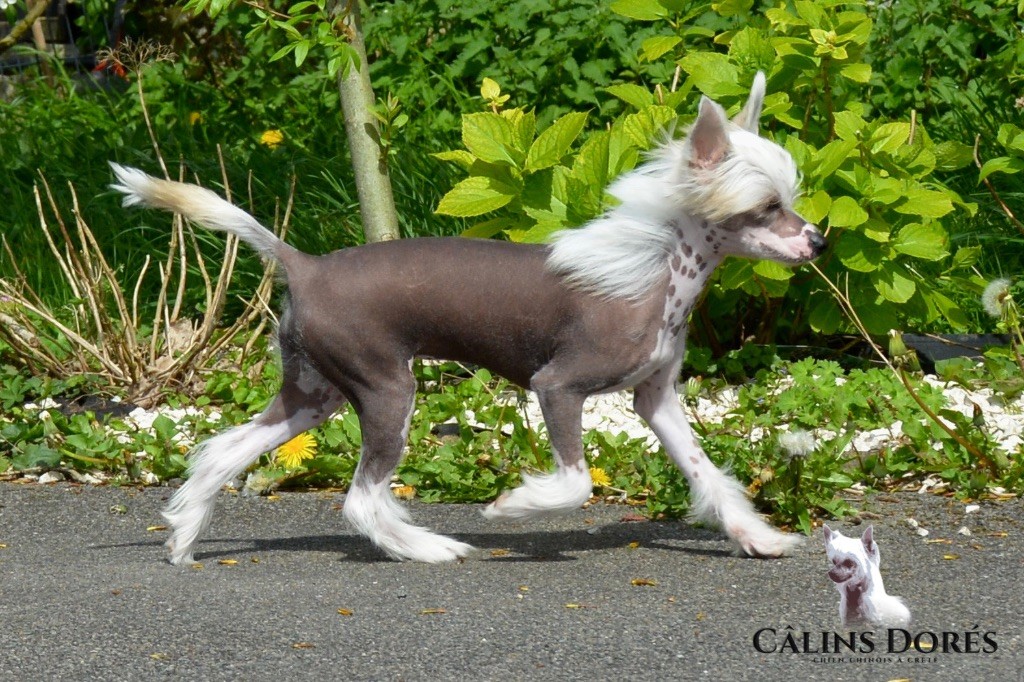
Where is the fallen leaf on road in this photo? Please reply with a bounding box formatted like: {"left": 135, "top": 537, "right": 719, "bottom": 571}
{"left": 392, "top": 485, "right": 416, "bottom": 500}
{"left": 631, "top": 578, "right": 657, "bottom": 587}
{"left": 146, "top": 525, "right": 168, "bottom": 532}
{"left": 292, "top": 642, "right": 315, "bottom": 649}
{"left": 267, "top": 495, "right": 281, "bottom": 502}
{"left": 217, "top": 559, "right": 238, "bottom": 566}
{"left": 337, "top": 608, "right": 353, "bottom": 616}
{"left": 924, "top": 538, "right": 951, "bottom": 544}
{"left": 627, "top": 541, "right": 640, "bottom": 549}
{"left": 490, "top": 548, "right": 510, "bottom": 557}
{"left": 620, "top": 514, "right": 647, "bottom": 523}
{"left": 190, "top": 562, "right": 204, "bottom": 570}
{"left": 942, "top": 554, "right": 960, "bottom": 560}
{"left": 986, "top": 531, "right": 1008, "bottom": 538}
{"left": 149, "top": 653, "right": 169, "bottom": 661}
{"left": 420, "top": 608, "right": 447, "bottom": 615}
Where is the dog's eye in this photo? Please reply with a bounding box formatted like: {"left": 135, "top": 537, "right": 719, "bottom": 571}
{"left": 763, "top": 199, "right": 783, "bottom": 213}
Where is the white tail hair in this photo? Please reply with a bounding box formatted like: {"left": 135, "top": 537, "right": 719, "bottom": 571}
{"left": 108, "top": 163, "right": 282, "bottom": 261}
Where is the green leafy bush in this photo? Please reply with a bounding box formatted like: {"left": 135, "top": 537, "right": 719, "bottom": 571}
{"left": 435, "top": 0, "right": 993, "bottom": 343}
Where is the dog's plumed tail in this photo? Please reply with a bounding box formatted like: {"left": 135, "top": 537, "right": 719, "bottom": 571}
{"left": 109, "top": 163, "right": 283, "bottom": 262}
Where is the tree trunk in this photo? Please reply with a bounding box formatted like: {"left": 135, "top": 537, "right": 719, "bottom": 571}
{"left": 0, "top": 0, "right": 49, "bottom": 55}
{"left": 336, "top": 2, "right": 400, "bottom": 243}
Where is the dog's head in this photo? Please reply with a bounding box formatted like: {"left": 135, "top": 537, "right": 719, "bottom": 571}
{"left": 823, "top": 524, "right": 878, "bottom": 586}
{"left": 675, "top": 73, "right": 827, "bottom": 265}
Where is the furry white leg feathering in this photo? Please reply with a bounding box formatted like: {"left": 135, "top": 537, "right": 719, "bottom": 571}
{"left": 481, "top": 464, "right": 593, "bottom": 521}
{"left": 343, "top": 481, "right": 474, "bottom": 562}
{"left": 687, "top": 464, "right": 803, "bottom": 558}
{"left": 163, "top": 420, "right": 294, "bottom": 565}
{"left": 635, "top": 374, "right": 802, "bottom": 558}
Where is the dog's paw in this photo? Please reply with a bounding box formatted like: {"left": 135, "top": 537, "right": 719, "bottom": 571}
{"left": 481, "top": 469, "right": 592, "bottom": 521}
{"left": 384, "top": 530, "right": 474, "bottom": 563}
{"left": 165, "top": 538, "right": 196, "bottom": 566}
{"left": 729, "top": 523, "right": 803, "bottom": 559}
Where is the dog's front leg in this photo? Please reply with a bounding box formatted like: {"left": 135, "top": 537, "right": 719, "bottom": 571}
{"left": 482, "top": 389, "right": 593, "bottom": 520}
{"left": 633, "top": 363, "right": 802, "bottom": 558}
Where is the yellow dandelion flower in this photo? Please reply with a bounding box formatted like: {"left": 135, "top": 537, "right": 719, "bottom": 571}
{"left": 589, "top": 467, "right": 611, "bottom": 488}
{"left": 276, "top": 433, "right": 317, "bottom": 469}
{"left": 188, "top": 111, "right": 202, "bottom": 125}
{"left": 259, "top": 129, "right": 284, "bottom": 148}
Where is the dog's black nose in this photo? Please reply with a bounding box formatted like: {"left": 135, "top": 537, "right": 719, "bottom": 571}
{"left": 808, "top": 230, "right": 828, "bottom": 258}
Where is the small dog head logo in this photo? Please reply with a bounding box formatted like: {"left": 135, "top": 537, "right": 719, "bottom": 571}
{"left": 824, "top": 525, "right": 910, "bottom": 628}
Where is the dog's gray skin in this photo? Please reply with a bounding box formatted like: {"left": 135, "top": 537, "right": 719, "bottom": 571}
{"left": 111, "top": 73, "right": 827, "bottom": 565}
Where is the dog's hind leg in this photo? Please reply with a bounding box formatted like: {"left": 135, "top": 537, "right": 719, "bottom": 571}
{"left": 482, "top": 389, "right": 593, "bottom": 520}
{"left": 633, "top": 361, "right": 801, "bottom": 558}
{"left": 163, "top": 361, "right": 345, "bottom": 565}
{"left": 342, "top": 366, "right": 474, "bottom": 562}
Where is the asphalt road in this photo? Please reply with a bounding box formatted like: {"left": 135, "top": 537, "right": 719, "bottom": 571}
{"left": 0, "top": 483, "right": 1020, "bottom": 681}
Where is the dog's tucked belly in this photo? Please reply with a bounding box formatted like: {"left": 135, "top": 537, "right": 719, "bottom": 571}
{"left": 284, "top": 237, "right": 667, "bottom": 392}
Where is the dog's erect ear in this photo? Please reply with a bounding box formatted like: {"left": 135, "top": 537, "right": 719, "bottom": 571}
{"left": 689, "top": 96, "right": 730, "bottom": 170}
{"left": 733, "top": 71, "right": 766, "bottom": 134}
{"left": 861, "top": 525, "right": 879, "bottom": 563}
{"left": 823, "top": 524, "right": 834, "bottom": 544}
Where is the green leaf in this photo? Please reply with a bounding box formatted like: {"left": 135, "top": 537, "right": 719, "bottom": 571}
{"left": 432, "top": 150, "right": 476, "bottom": 170}
{"left": 870, "top": 122, "right": 911, "bottom": 154}
{"left": 436, "top": 176, "right": 517, "bottom": 217}
{"left": 929, "top": 290, "right": 969, "bottom": 330}
{"left": 526, "top": 112, "right": 589, "bottom": 171}
{"left": 894, "top": 187, "right": 954, "bottom": 218}
{"left": 461, "top": 217, "right": 525, "bottom": 239}
{"left": 812, "top": 139, "right": 858, "bottom": 179}
{"left": 621, "top": 106, "right": 677, "bottom": 149}
{"left": 827, "top": 195, "right": 868, "bottom": 227}
{"left": 753, "top": 260, "right": 794, "bottom": 281}
{"left": 795, "top": 190, "right": 832, "bottom": 225}
{"left": 835, "top": 231, "right": 883, "bottom": 272}
{"left": 480, "top": 77, "right": 502, "bottom": 101}
{"left": 678, "top": 52, "right": 746, "bottom": 98}
{"left": 605, "top": 84, "right": 655, "bottom": 110}
{"left": 571, "top": 131, "right": 611, "bottom": 196}
{"left": 610, "top": 0, "right": 667, "bottom": 20}
{"left": 892, "top": 222, "right": 949, "bottom": 261}
{"left": 833, "top": 110, "right": 866, "bottom": 141}
{"left": 872, "top": 263, "right": 916, "bottom": 303}
{"left": 462, "top": 113, "right": 516, "bottom": 165}
{"left": 294, "top": 40, "right": 310, "bottom": 67}
{"left": 12, "top": 443, "right": 61, "bottom": 470}
{"left": 948, "top": 245, "right": 981, "bottom": 271}
{"left": 808, "top": 296, "right": 843, "bottom": 334}
{"left": 997, "top": 123, "right": 1024, "bottom": 153}
{"left": 979, "top": 156, "right": 1024, "bottom": 182}
{"left": 933, "top": 141, "right": 975, "bottom": 171}
{"left": 840, "top": 63, "right": 872, "bottom": 83}
{"left": 717, "top": 259, "right": 754, "bottom": 290}
{"left": 640, "top": 35, "right": 682, "bottom": 62}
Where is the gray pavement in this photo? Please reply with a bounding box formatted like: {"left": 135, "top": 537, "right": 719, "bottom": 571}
{"left": 0, "top": 483, "right": 1020, "bottom": 681}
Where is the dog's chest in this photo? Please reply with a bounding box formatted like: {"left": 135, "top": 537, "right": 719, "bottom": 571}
{"left": 646, "top": 237, "right": 712, "bottom": 363}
